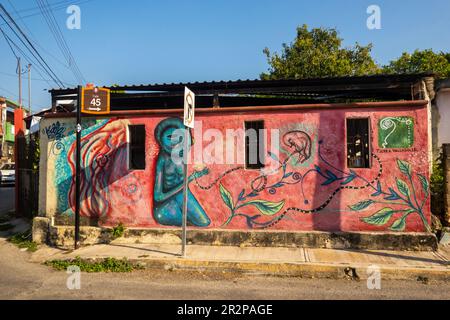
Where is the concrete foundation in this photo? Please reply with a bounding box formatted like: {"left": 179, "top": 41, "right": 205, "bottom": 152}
{"left": 33, "top": 218, "right": 438, "bottom": 251}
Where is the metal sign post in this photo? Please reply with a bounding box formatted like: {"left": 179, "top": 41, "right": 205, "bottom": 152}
{"left": 181, "top": 87, "right": 195, "bottom": 257}
{"left": 74, "top": 85, "right": 110, "bottom": 250}
{"left": 74, "top": 85, "right": 82, "bottom": 250}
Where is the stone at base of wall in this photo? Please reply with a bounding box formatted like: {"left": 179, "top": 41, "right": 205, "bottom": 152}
{"left": 32, "top": 217, "right": 51, "bottom": 244}
{"left": 32, "top": 218, "right": 438, "bottom": 251}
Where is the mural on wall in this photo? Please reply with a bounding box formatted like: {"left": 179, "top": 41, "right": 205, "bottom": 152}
{"left": 282, "top": 130, "right": 312, "bottom": 164}
{"left": 44, "top": 118, "right": 151, "bottom": 225}
{"left": 43, "top": 121, "right": 66, "bottom": 155}
{"left": 209, "top": 138, "right": 384, "bottom": 229}
{"left": 378, "top": 116, "right": 414, "bottom": 148}
{"left": 279, "top": 123, "right": 317, "bottom": 168}
{"left": 193, "top": 122, "right": 429, "bottom": 232}
{"left": 350, "top": 159, "right": 430, "bottom": 232}
{"left": 42, "top": 109, "right": 430, "bottom": 233}
{"left": 153, "top": 118, "right": 211, "bottom": 227}
{"left": 67, "top": 119, "right": 129, "bottom": 220}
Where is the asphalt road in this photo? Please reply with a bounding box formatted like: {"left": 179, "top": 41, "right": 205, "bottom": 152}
{"left": 0, "top": 186, "right": 14, "bottom": 215}
{"left": 0, "top": 239, "right": 449, "bottom": 300}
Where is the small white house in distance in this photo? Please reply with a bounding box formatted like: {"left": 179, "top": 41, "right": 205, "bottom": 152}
{"left": 435, "top": 79, "right": 450, "bottom": 155}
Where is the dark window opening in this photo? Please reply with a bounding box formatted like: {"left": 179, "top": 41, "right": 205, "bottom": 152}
{"left": 347, "top": 118, "right": 371, "bottom": 168}
{"left": 129, "top": 125, "right": 146, "bottom": 170}
{"left": 245, "top": 120, "right": 265, "bottom": 169}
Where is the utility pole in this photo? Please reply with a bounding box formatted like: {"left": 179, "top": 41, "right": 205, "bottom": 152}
{"left": 27, "top": 64, "right": 31, "bottom": 114}
{"left": 17, "top": 57, "right": 22, "bottom": 109}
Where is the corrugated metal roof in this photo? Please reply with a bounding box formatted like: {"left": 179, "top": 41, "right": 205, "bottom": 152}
{"left": 46, "top": 73, "right": 435, "bottom": 112}
{"left": 49, "top": 73, "right": 435, "bottom": 93}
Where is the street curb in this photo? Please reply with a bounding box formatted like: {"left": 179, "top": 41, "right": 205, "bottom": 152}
{"left": 127, "top": 257, "right": 450, "bottom": 281}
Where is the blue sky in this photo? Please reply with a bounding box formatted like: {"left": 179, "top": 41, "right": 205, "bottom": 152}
{"left": 1, "top": 0, "right": 450, "bottom": 112}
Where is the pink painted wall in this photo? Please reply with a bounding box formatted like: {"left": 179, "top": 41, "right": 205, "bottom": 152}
{"left": 42, "top": 104, "right": 431, "bottom": 233}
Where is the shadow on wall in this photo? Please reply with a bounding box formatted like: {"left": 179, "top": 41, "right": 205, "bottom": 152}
{"left": 312, "top": 111, "right": 342, "bottom": 231}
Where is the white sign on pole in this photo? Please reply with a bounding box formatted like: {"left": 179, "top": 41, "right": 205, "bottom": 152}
{"left": 181, "top": 86, "right": 195, "bottom": 258}
{"left": 184, "top": 87, "right": 195, "bottom": 128}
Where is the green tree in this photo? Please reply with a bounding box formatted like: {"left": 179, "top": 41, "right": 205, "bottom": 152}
{"left": 261, "top": 25, "right": 380, "bottom": 80}
{"left": 383, "top": 49, "right": 450, "bottom": 78}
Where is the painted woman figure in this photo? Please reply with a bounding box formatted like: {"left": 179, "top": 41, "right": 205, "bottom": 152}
{"left": 153, "top": 118, "right": 211, "bottom": 227}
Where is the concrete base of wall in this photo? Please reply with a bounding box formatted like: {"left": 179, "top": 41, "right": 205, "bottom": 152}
{"left": 32, "top": 218, "right": 438, "bottom": 251}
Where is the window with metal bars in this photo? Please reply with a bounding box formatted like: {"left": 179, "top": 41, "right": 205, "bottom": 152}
{"left": 245, "top": 120, "right": 265, "bottom": 169}
{"left": 128, "top": 125, "right": 146, "bottom": 170}
{"left": 346, "top": 118, "right": 371, "bottom": 168}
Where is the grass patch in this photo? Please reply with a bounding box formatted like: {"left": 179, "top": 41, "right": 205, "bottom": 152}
{"left": 8, "top": 231, "right": 38, "bottom": 252}
{"left": 45, "top": 257, "right": 142, "bottom": 273}
{"left": 109, "top": 222, "right": 125, "bottom": 240}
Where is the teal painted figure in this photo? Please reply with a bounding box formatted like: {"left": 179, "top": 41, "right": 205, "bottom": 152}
{"left": 153, "top": 118, "right": 211, "bottom": 227}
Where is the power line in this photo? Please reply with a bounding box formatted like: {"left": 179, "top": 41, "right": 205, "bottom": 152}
{"left": 6, "top": 0, "right": 70, "bottom": 70}
{"left": 0, "top": 26, "right": 18, "bottom": 59}
{"left": 0, "top": 70, "right": 72, "bottom": 84}
{"left": 0, "top": 0, "right": 94, "bottom": 27}
{"left": 0, "top": 28, "right": 58, "bottom": 88}
{"left": 9, "top": 0, "right": 73, "bottom": 15}
{"left": 0, "top": 3, "right": 63, "bottom": 85}
{"left": 36, "top": 0, "right": 86, "bottom": 84}
{"left": 0, "top": 4, "right": 65, "bottom": 87}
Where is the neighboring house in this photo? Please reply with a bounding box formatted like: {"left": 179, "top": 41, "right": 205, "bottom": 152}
{"left": 37, "top": 74, "right": 437, "bottom": 237}
{"left": 0, "top": 97, "right": 20, "bottom": 164}
{"left": 434, "top": 78, "right": 450, "bottom": 154}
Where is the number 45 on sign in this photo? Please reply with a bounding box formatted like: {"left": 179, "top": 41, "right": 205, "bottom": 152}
{"left": 81, "top": 87, "right": 111, "bottom": 115}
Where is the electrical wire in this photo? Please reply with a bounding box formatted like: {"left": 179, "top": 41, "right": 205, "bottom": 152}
{"left": 0, "top": 0, "right": 94, "bottom": 26}
{"left": 0, "top": 70, "right": 67, "bottom": 84}
{"left": 36, "top": 0, "right": 86, "bottom": 84}
{"left": 0, "top": 26, "right": 18, "bottom": 59}
{"left": 0, "top": 28, "right": 60, "bottom": 88}
{"left": 0, "top": 4, "right": 65, "bottom": 87}
{"left": 6, "top": 0, "right": 70, "bottom": 70}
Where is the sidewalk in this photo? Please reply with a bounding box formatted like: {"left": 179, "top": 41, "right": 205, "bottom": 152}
{"left": 31, "top": 242, "right": 450, "bottom": 281}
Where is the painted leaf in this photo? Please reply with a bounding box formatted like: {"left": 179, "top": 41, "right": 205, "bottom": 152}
{"left": 315, "top": 165, "right": 323, "bottom": 175}
{"left": 322, "top": 179, "right": 336, "bottom": 186}
{"left": 268, "top": 151, "right": 279, "bottom": 162}
{"left": 321, "top": 170, "right": 340, "bottom": 186}
{"left": 243, "top": 199, "right": 285, "bottom": 216}
{"left": 371, "top": 181, "right": 382, "bottom": 196}
{"left": 238, "top": 189, "right": 246, "bottom": 201}
{"left": 342, "top": 171, "right": 357, "bottom": 185}
{"left": 384, "top": 187, "right": 401, "bottom": 201}
{"left": 245, "top": 214, "right": 262, "bottom": 228}
{"left": 396, "top": 178, "right": 410, "bottom": 197}
{"left": 325, "top": 170, "right": 338, "bottom": 180}
{"left": 219, "top": 183, "right": 234, "bottom": 210}
{"left": 397, "top": 159, "right": 412, "bottom": 177}
{"left": 361, "top": 208, "right": 395, "bottom": 226}
{"left": 273, "top": 182, "right": 285, "bottom": 188}
{"left": 390, "top": 215, "right": 408, "bottom": 232}
{"left": 417, "top": 174, "right": 429, "bottom": 197}
{"left": 349, "top": 199, "right": 375, "bottom": 211}
{"left": 283, "top": 172, "right": 293, "bottom": 178}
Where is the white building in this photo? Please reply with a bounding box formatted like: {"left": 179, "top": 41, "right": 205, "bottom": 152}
{"left": 434, "top": 79, "right": 450, "bottom": 155}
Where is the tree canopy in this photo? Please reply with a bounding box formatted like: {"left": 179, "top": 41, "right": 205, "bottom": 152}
{"left": 261, "top": 24, "right": 450, "bottom": 79}
{"left": 382, "top": 49, "right": 450, "bottom": 78}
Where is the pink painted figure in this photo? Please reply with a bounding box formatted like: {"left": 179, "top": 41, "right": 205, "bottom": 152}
{"left": 283, "top": 130, "right": 312, "bottom": 164}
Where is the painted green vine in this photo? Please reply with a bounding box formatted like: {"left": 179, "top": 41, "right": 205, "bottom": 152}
{"left": 350, "top": 159, "right": 430, "bottom": 232}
